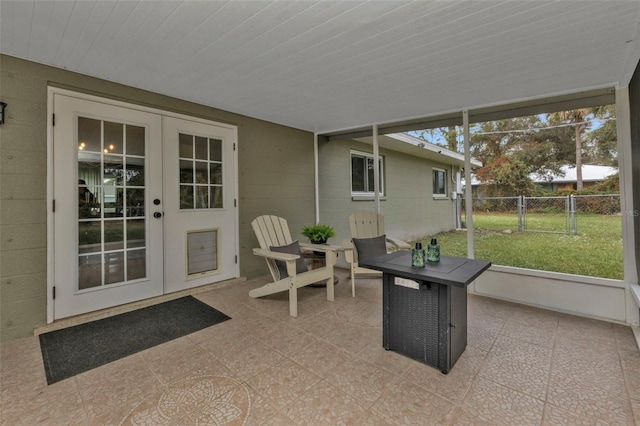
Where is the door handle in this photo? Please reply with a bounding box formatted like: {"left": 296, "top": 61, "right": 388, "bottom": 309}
{"left": 153, "top": 212, "right": 163, "bottom": 219}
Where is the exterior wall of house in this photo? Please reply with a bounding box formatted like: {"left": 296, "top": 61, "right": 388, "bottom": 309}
{"left": 317, "top": 138, "right": 457, "bottom": 262}
{"left": 556, "top": 183, "right": 575, "bottom": 192}
{"left": 0, "top": 55, "right": 315, "bottom": 341}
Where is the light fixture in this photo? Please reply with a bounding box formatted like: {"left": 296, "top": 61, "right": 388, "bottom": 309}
{"left": 0, "top": 102, "right": 7, "bottom": 125}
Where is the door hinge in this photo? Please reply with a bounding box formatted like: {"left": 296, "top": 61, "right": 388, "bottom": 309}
{"left": 235, "top": 255, "right": 238, "bottom": 264}
{"left": 52, "top": 114, "right": 55, "bottom": 126}
{"left": 233, "top": 143, "right": 236, "bottom": 151}
{"left": 52, "top": 199, "right": 55, "bottom": 212}
{"left": 234, "top": 199, "right": 237, "bottom": 207}
{"left": 53, "top": 286, "right": 56, "bottom": 299}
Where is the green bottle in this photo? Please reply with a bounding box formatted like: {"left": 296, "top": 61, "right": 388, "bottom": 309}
{"left": 411, "top": 242, "right": 425, "bottom": 268}
{"left": 427, "top": 238, "right": 440, "bottom": 262}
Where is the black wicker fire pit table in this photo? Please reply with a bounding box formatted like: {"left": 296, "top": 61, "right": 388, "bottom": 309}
{"left": 360, "top": 251, "right": 491, "bottom": 374}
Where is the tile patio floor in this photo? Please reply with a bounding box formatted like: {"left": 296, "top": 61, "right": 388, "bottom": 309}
{"left": 1, "top": 269, "right": 640, "bottom": 425}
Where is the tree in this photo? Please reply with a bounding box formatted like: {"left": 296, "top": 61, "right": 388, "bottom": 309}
{"left": 408, "top": 105, "right": 617, "bottom": 197}
{"left": 470, "top": 116, "right": 567, "bottom": 186}
{"left": 592, "top": 172, "right": 619, "bottom": 193}
{"left": 441, "top": 127, "right": 461, "bottom": 152}
{"left": 584, "top": 105, "right": 617, "bottom": 166}
{"left": 474, "top": 156, "right": 540, "bottom": 197}
{"left": 549, "top": 108, "right": 593, "bottom": 190}
{"left": 412, "top": 127, "right": 463, "bottom": 152}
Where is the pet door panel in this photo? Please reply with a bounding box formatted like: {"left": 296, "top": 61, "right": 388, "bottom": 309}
{"left": 187, "top": 230, "right": 219, "bottom": 275}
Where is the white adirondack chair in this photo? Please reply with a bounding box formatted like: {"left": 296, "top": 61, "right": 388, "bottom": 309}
{"left": 343, "top": 211, "right": 411, "bottom": 297}
{"left": 250, "top": 215, "right": 338, "bottom": 317}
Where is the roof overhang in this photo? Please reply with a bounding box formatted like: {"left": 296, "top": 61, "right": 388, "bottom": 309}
{"left": 352, "top": 133, "right": 482, "bottom": 168}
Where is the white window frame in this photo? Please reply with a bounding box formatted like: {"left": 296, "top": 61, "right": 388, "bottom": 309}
{"left": 432, "top": 167, "right": 447, "bottom": 198}
{"left": 350, "top": 150, "right": 384, "bottom": 196}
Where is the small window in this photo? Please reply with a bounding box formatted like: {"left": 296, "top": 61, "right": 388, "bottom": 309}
{"left": 433, "top": 168, "right": 447, "bottom": 197}
{"left": 351, "top": 151, "right": 384, "bottom": 196}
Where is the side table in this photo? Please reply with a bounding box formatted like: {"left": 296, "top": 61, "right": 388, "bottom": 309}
{"left": 303, "top": 251, "right": 340, "bottom": 287}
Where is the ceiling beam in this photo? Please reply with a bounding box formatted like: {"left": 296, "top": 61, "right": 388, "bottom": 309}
{"left": 321, "top": 87, "right": 616, "bottom": 141}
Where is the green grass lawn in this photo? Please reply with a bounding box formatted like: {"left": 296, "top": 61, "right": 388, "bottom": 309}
{"left": 413, "top": 213, "right": 623, "bottom": 280}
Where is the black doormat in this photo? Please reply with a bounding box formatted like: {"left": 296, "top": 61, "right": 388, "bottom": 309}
{"left": 39, "top": 296, "right": 230, "bottom": 385}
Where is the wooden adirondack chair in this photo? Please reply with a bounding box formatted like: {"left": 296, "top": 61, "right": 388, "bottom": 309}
{"left": 250, "top": 215, "right": 338, "bottom": 317}
{"left": 343, "top": 211, "right": 411, "bottom": 297}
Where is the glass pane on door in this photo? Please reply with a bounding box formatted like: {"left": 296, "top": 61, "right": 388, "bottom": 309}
{"left": 77, "top": 117, "right": 148, "bottom": 290}
{"left": 178, "top": 133, "right": 224, "bottom": 210}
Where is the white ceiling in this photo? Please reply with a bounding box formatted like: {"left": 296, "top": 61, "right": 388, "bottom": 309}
{"left": 1, "top": 1, "right": 639, "bottom": 134}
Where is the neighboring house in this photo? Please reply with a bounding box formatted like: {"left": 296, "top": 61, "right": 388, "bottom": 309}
{"left": 471, "top": 165, "right": 618, "bottom": 196}
{"left": 318, "top": 133, "right": 482, "bottom": 256}
{"left": 530, "top": 165, "right": 618, "bottom": 192}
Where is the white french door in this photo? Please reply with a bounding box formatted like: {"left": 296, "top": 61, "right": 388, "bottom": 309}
{"left": 162, "top": 117, "right": 237, "bottom": 292}
{"left": 51, "top": 92, "right": 237, "bottom": 320}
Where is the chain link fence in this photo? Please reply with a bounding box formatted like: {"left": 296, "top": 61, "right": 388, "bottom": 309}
{"left": 461, "top": 194, "right": 620, "bottom": 235}
{"left": 524, "top": 196, "right": 570, "bottom": 233}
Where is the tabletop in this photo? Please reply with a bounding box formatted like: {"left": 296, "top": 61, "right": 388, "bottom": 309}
{"left": 360, "top": 251, "right": 491, "bottom": 288}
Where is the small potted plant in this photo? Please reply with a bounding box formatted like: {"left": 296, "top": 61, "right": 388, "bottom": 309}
{"left": 301, "top": 223, "right": 335, "bottom": 245}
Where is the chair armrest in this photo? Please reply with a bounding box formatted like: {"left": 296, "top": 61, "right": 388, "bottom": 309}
{"left": 386, "top": 237, "right": 411, "bottom": 250}
{"left": 342, "top": 240, "right": 355, "bottom": 263}
{"left": 252, "top": 248, "right": 300, "bottom": 261}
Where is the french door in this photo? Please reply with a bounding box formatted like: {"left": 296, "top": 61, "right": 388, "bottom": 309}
{"left": 51, "top": 92, "right": 237, "bottom": 320}
{"left": 162, "top": 116, "right": 237, "bottom": 292}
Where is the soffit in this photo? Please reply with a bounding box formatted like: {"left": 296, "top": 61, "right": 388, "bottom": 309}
{"left": 1, "top": 1, "right": 639, "bottom": 134}
{"left": 353, "top": 134, "right": 482, "bottom": 168}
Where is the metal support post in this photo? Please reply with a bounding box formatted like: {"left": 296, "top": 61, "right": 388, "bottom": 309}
{"left": 569, "top": 194, "right": 577, "bottom": 235}
{"left": 517, "top": 195, "right": 523, "bottom": 231}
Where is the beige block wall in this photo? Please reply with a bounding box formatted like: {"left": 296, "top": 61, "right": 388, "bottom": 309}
{"left": 318, "top": 139, "right": 457, "bottom": 261}
{"left": 0, "top": 55, "right": 315, "bottom": 341}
